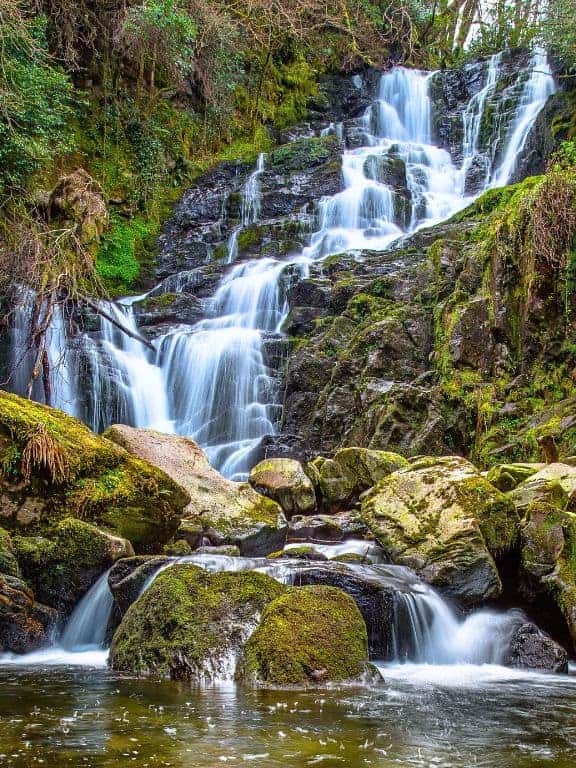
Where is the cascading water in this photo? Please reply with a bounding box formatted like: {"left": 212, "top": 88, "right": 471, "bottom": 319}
{"left": 6, "top": 52, "right": 556, "bottom": 481}
{"left": 60, "top": 570, "right": 114, "bottom": 650}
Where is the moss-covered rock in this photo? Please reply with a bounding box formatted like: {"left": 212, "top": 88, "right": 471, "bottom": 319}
{"left": 486, "top": 463, "right": 545, "bottom": 492}
{"left": 104, "top": 426, "right": 287, "bottom": 556}
{"left": 108, "top": 555, "right": 172, "bottom": 620}
{"left": 109, "top": 564, "right": 285, "bottom": 681}
{"left": 267, "top": 545, "right": 327, "bottom": 561}
{"left": 0, "top": 527, "right": 20, "bottom": 578}
{"left": 249, "top": 458, "right": 316, "bottom": 516}
{"left": 360, "top": 456, "right": 518, "bottom": 605}
{"left": 13, "top": 518, "right": 133, "bottom": 613}
{"left": 239, "top": 585, "right": 370, "bottom": 686}
{"left": 0, "top": 392, "right": 189, "bottom": 550}
{"left": 310, "top": 448, "right": 409, "bottom": 510}
{"left": 509, "top": 463, "right": 576, "bottom": 513}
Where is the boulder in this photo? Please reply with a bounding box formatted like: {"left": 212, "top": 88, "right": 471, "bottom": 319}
{"left": 267, "top": 546, "right": 328, "bottom": 561}
{"left": 0, "top": 392, "right": 189, "bottom": 550}
{"left": 504, "top": 620, "right": 569, "bottom": 673}
{"left": 104, "top": 426, "right": 287, "bottom": 556}
{"left": 509, "top": 463, "right": 576, "bottom": 512}
{"left": 486, "top": 463, "right": 545, "bottom": 492}
{"left": 0, "top": 527, "right": 20, "bottom": 578}
{"left": 13, "top": 518, "right": 133, "bottom": 613}
{"left": 288, "top": 511, "right": 368, "bottom": 542}
{"left": 0, "top": 574, "right": 57, "bottom": 653}
{"left": 360, "top": 456, "right": 518, "bottom": 605}
{"left": 308, "top": 448, "right": 409, "bottom": 511}
{"left": 249, "top": 459, "right": 316, "bottom": 516}
{"left": 239, "top": 585, "right": 370, "bottom": 686}
{"left": 110, "top": 564, "right": 285, "bottom": 681}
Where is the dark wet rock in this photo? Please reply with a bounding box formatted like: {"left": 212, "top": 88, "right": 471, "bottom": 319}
{"left": 108, "top": 555, "right": 172, "bottom": 620}
{"left": 288, "top": 510, "right": 368, "bottom": 542}
{"left": 504, "top": 620, "right": 569, "bottom": 673}
{"left": 0, "top": 575, "right": 58, "bottom": 654}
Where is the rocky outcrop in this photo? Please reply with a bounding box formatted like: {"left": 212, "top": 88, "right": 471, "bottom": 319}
{"left": 104, "top": 426, "right": 287, "bottom": 556}
{"left": 360, "top": 456, "right": 518, "bottom": 605}
{"left": 0, "top": 391, "right": 189, "bottom": 550}
{"left": 239, "top": 585, "right": 370, "bottom": 686}
{"left": 108, "top": 555, "right": 171, "bottom": 620}
{"left": 110, "top": 564, "right": 285, "bottom": 681}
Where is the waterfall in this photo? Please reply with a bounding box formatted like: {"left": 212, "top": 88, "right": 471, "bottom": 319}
{"left": 60, "top": 570, "right": 114, "bottom": 650}
{"left": 6, "top": 53, "right": 556, "bottom": 480}
{"left": 490, "top": 48, "right": 556, "bottom": 187}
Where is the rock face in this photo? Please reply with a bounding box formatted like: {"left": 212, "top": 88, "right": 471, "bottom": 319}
{"left": 239, "top": 585, "right": 370, "bottom": 686}
{"left": 108, "top": 555, "right": 172, "bottom": 621}
{"left": 249, "top": 458, "right": 316, "bottom": 516}
{"left": 504, "top": 620, "right": 569, "bottom": 673}
{"left": 110, "top": 564, "right": 285, "bottom": 681}
{"left": 360, "top": 456, "right": 518, "bottom": 605}
{"left": 0, "top": 391, "right": 189, "bottom": 550}
{"left": 13, "top": 518, "right": 133, "bottom": 614}
{"left": 105, "top": 426, "right": 287, "bottom": 556}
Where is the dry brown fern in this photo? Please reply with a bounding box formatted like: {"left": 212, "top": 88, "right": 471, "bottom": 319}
{"left": 20, "top": 424, "right": 70, "bottom": 485}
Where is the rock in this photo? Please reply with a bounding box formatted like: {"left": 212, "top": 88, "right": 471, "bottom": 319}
{"left": 486, "top": 463, "right": 545, "bottom": 492}
{"left": 110, "top": 564, "right": 285, "bottom": 681}
{"left": 0, "top": 527, "right": 20, "bottom": 578}
{"left": 360, "top": 456, "right": 518, "bottom": 605}
{"left": 108, "top": 555, "right": 172, "bottom": 620}
{"left": 194, "top": 545, "right": 241, "bottom": 557}
{"left": 163, "top": 539, "right": 192, "bottom": 556}
{"left": 504, "top": 620, "right": 568, "bottom": 673}
{"left": 249, "top": 459, "right": 316, "bottom": 516}
{"left": 288, "top": 511, "right": 368, "bottom": 542}
{"left": 0, "top": 574, "right": 57, "bottom": 654}
{"left": 239, "top": 585, "right": 370, "bottom": 686}
{"left": 267, "top": 546, "right": 328, "bottom": 561}
{"left": 0, "top": 391, "right": 189, "bottom": 551}
{"left": 292, "top": 563, "right": 413, "bottom": 658}
{"left": 509, "top": 463, "right": 576, "bottom": 512}
{"left": 104, "top": 426, "right": 287, "bottom": 556}
{"left": 309, "top": 448, "right": 409, "bottom": 511}
{"left": 13, "top": 518, "right": 134, "bottom": 614}
{"left": 48, "top": 169, "right": 107, "bottom": 250}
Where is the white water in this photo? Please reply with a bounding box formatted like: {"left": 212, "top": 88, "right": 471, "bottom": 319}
{"left": 8, "top": 52, "right": 557, "bottom": 482}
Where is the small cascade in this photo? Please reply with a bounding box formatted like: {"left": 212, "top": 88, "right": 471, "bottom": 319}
{"left": 460, "top": 52, "right": 502, "bottom": 193}
{"left": 241, "top": 152, "right": 265, "bottom": 226}
{"left": 60, "top": 570, "right": 114, "bottom": 650}
{"left": 490, "top": 48, "right": 556, "bottom": 187}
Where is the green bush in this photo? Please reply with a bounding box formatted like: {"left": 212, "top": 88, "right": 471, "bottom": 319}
{"left": 0, "top": 15, "right": 77, "bottom": 196}
{"left": 96, "top": 216, "right": 154, "bottom": 294}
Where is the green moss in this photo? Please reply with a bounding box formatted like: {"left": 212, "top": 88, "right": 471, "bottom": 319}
{"left": 141, "top": 292, "right": 178, "bottom": 310}
{"left": 0, "top": 391, "right": 188, "bottom": 550}
{"left": 241, "top": 585, "right": 369, "bottom": 686}
{"left": 0, "top": 527, "right": 20, "bottom": 578}
{"left": 110, "top": 564, "right": 285, "bottom": 680}
{"left": 269, "top": 136, "right": 338, "bottom": 172}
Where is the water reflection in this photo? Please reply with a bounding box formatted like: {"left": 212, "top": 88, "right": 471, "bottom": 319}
{"left": 0, "top": 666, "right": 576, "bottom": 767}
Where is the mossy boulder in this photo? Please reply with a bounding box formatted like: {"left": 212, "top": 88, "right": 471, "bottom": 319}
{"left": 486, "top": 463, "right": 545, "bottom": 492}
{"left": 360, "top": 456, "right": 518, "bottom": 605}
{"left": 0, "top": 574, "right": 57, "bottom": 654}
{"left": 309, "top": 448, "right": 409, "bottom": 511}
{"left": 267, "top": 545, "right": 327, "bottom": 561}
{"left": 239, "top": 585, "right": 370, "bottom": 686}
{"left": 109, "top": 564, "right": 285, "bottom": 681}
{"left": 104, "top": 426, "right": 287, "bottom": 556}
{"left": 0, "top": 527, "right": 20, "bottom": 578}
{"left": 0, "top": 392, "right": 189, "bottom": 550}
{"left": 13, "top": 518, "right": 133, "bottom": 613}
{"left": 249, "top": 459, "right": 316, "bottom": 516}
{"left": 519, "top": 502, "right": 576, "bottom": 646}
{"left": 509, "top": 463, "right": 576, "bottom": 513}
